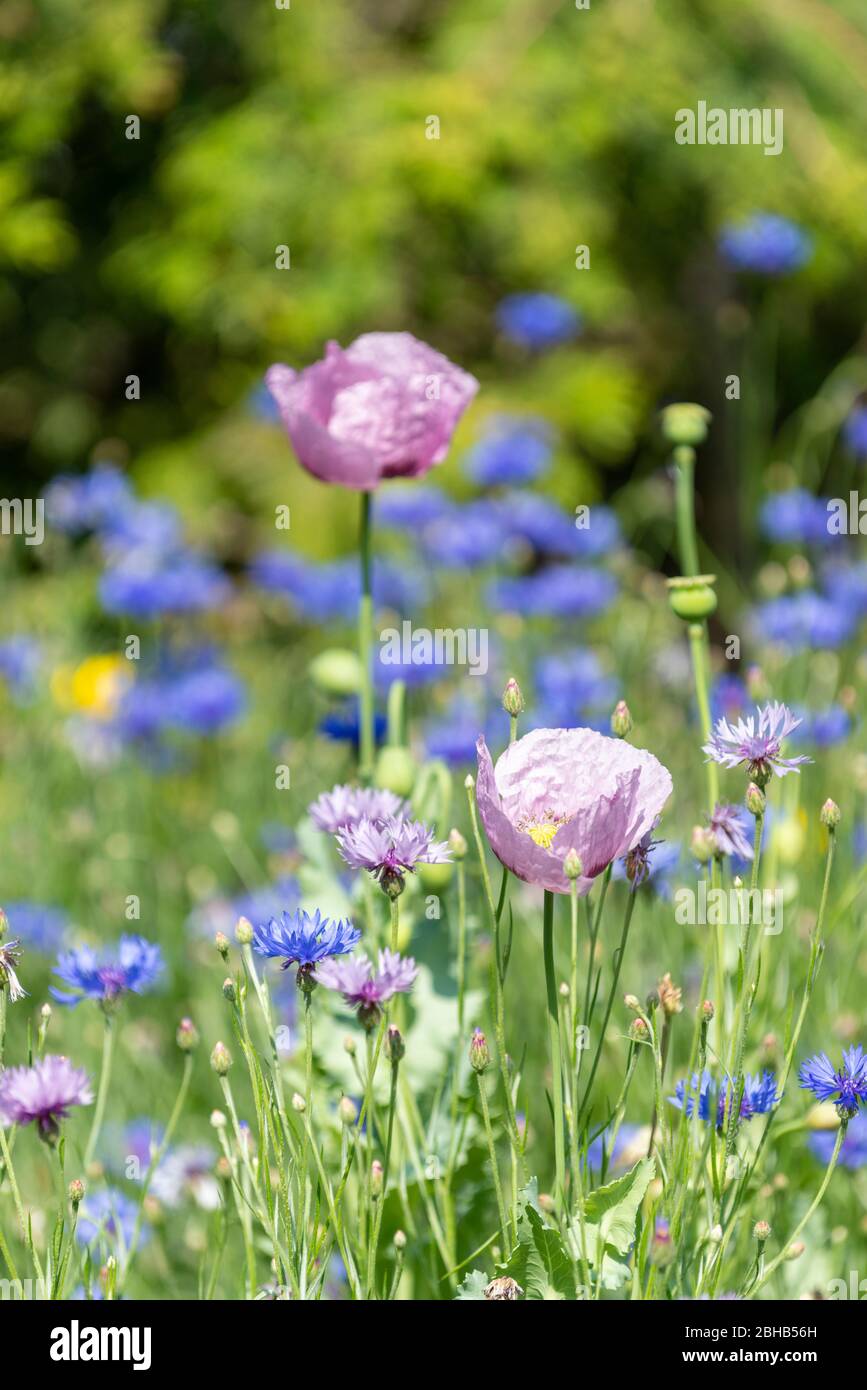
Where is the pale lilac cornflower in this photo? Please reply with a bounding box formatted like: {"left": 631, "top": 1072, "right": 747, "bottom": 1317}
{"left": 308, "top": 784, "right": 409, "bottom": 834}
{"left": 0, "top": 938, "right": 27, "bottom": 1002}
{"left": 316, "top": 949, "right": 418, "bottom": 1028}
{"left": 50, "top": 935, "right": 163, "bottom": 1009}
{"left": 0, "top": 1054, "right": 93, "bottom": 1141}
{"left": 703, "top": 701, "right": 811, "bottom": 786}
{"left": 337, "top": 815, "right": 451, "bottom": 897}
{"left": 252, "top": 907, "right": 361, "bottom": 982}
{"left": 708, "top": 804, "right": 754, "bottom": 860}
{"left": 800, "top": 1045, "right": 867, "bottom": 1119}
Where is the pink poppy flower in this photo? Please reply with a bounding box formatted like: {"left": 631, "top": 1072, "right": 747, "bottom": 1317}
{"left": 266, "top": 334, "right": 478, "bottom": 490}
{"left": 475, "top": 727, "right": 673, "bottom": 896}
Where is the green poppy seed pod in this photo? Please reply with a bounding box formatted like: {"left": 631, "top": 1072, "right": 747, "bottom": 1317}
{"left": 370, "top": 1160, "right": 384, "bottom": 1198}
{"left": 746, "top": 782, "right": 766, "bottom": 817}
{"left": 210, "top": 1041, "right": 232, "bottom": 1076}
{"left": 502, "top": 677, "right": 525, "bottom": 717}
{"left": 222, "top": 977, "right": 236, "bottom": 1003}
{"left": 308, "top": 647, "right": 362, "bottom": 697}
{"left": 469, "top": 1027, "right": 490, "bottom": 1073}
{"left": 563, "top": 848, "right": 584, "bottom": 880}
{"left": 68, "top": 1179, "right": 85, "bottom": 1207}
{"left": 385, "top": 1024, "right": 405, "bottom": 1063}
{"left": 291, "top": 1092, "right": 306, "bottom": 1113}
{"left": 691, "top": 825, "right": 717, "bottom": 864}
{"left": 610, "top": 699, "right": 633, "bottom": 739}
{"left": 215, "top": 932, "right": 230, "bottom": 961}
{"left": 820, "top": 798, "right": 841, "bottom": 830}
{"left": 448, "top": 827, "right": 468, "bottom": 860}
{"left": 176, "top": 1017, "right": 199, "bottom": 1052}
{"left": 666, "top": 574, "right": 718, "bottom": 621}
{"left": 235, "top": 916, "right": 254, "bottom": 946}
{"left": 393, "top": 1229, "right": 407, "bottom": 1251}
{"left": 753, "top": 1220, "right": 771, "bottom": 1242}
{"left": 374, "top": 745, "right": 417, "bottom": 798}
{"left": 338, "top": 1096, "right": 358, "bottom": 1127}
{"left": 417, "top": 860, "right": 453, "bottom": 892}
{"left": 659, "top": 402, "right": 711, "bottom": 447}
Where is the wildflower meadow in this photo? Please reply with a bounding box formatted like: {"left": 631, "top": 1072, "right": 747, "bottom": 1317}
{"left": 2, "top": 0, "right": 867, "bottom": 1336}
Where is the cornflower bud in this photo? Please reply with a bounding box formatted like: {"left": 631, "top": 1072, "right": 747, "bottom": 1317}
{"left": 210, "top": 1041, "right": 232, "bottom": 1076}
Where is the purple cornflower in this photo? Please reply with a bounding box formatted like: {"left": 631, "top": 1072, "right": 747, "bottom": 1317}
{"left": 337, "top": 815, "right": 451, "bottom": 897}
{"left": 800, "top": 1045, "right": 867, "bottom": 1119}
{"left": 251, "top": 907, "right": 361, "bottom": 981}
{"left": 50, "top": 935, "right": 163, "bottom": 1009}
{"left": 708, "top": 804, "right": 754, "bottom": 860}
{"left": 703, "top": 701, "right": 811, "bottom": 785}
{"left": 316, "top": 949, "right": 418, "bottom": 1028}
{"left": 308, "top": 784, "right": 409, "bottom": 834}
{"left": 0, "top": 937, "right": 27, "bottom": 1002}
{"left": 669, "top": 1070, "right": 779, "bottom": 1131}
{"left": 0, "top": 1055, "right": 93, "bottom": 1141}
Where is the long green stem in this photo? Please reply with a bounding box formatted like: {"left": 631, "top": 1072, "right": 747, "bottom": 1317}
{"left": 358, "top": 492, "right": 375, "bottom": 784}
{"left": 543, "top": 890, "right": 566, "bottom": 1209}
{"left": 751, "top": 1122, "right": 846, "bottom": 1294}
{"left": 120, "top": 1054, "right": 194, "bottom": 1287}
{"left": 578, "top": 890, "right": 636, "bottom": 1124}
{"left": 84, "top": 1014, "right": 115, "bottom": 1168}
{"left": 477, "top": 1070, "right": 509, "bottom": 1251}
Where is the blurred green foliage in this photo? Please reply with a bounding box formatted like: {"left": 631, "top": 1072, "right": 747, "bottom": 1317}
{"left": 3, "top": 0, "right": 867, "bottom": 549}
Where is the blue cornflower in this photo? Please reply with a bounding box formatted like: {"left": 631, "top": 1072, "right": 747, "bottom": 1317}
{"left": 186, "top": 876, "right": 301, "bottom": 940}
{"left": 809, "top": 1111, "right": 867, "bottom": 1169}
{"left": 76, "top": 1188, "right": 146, "bottom": 1251}
{"left": 759, "top": 489, "right": 833, "bottom": 546}
{"left": 534, "top": 650, "right": 618, "bottom": 722}
{"left": 375, "top": 483, "right": 453, "bottom": 530}
{"left": 45, "top": 464, "right": 136, "bottom": 535}
{"left": 99, "top": 551, "right": 231, "bottom": 619}
{"left": 488, "top": 565, "right": 617, "bottom": 619}
{"left": 791, "top": 705, "right": 851, "bottom": 749}
{"left": 252, "top": 907, "right": 361, "bottom": 980}
{"left": 843, "top": 405, "right": 867, "bottom": 460}
{"left": 0, "top": 636, "right": 42, "bottom": 703}
{"left": 670, "top": 1070, "right": 780, "bottom": 1130}
{"left": 495, "top": 494, "right": 622, "bottom": 559}
{"left": 318, "top": 699, "right": 387, "bottom": 747}
{"left": 711, "top": 673, "right": 748, "bottom": 725}
{"left": 704, "top": 701, "right": 811, "bottom": 782}
{"left": 719, "top": 213, "right": 812, "bottom": 276}
{"left": 50, "top": 935, "right": 164, "bottom": 1008}
{"left": 464, "top": 418, "right": 552, "bottom": 487}
{"left": 421, "top": 500, "right": 508, "bottom": 569}
{"left": 98, "top": 500, "right": 183, "bottom": 563}
{"left": 800, "top": 1045, "right": 867, "bottom": 1118}
{"left": 4, "top": 901, "right": 69, "bottom": 955}
{"left": 821, "top": 561, "right": 867, "bottom": 620}
{"left": 753, "top": 592, "right": 855, "bottom": 651}
{"left": 167, "top": 666, "right": 246, "bottom": 735}
{"left": 496, "top": 292, "right": 581, "bottom": 350}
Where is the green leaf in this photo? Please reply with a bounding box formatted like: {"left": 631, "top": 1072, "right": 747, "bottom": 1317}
{"left": 496, "top": 1204, "right": 575, "bottom": 1300}
{"left": 455, "top": 1269, "right": 489, "bottom": 1300}
{"left": 577, "top": 1156, "right": 655, "bottom": 1259}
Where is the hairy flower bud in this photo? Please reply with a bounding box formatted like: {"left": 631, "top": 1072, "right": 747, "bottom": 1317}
{"left": 502, "top": 677, "right": 525, "bottom": 717}
{"left": 222, "top": 978, "right": 236, "bottom": 1003}
{"left": 448, "top": 827, "right": 468, "bottom": 860}
{"left": 563, "top": 848, "right": 584, "bottom": 881}
{"left": 235, "top": 916, "right": 254, "bottom": 945}
{"left": 215, "top": 932, "right": 230, "bottom": 960}
{"left": 338, "top": 1096, "right": 358, "bottom": 1127}
{"left": 746, "top": 782, "right": 766, "bottom": 816}
{"left": 177, "top": 1017, "right": 199, "bottom": 1052}
{"left": 393, "top": 1229, "right": 407, "bottom": 1251}
{"left": 68, "top": 1179, "right": 85, "bottom": 1207}
{"left": 690, "top": 824, "right": 716, "bottom": 864}
{"left": 753, "top": 1220, "right": 771, "bottom": 1242}
{"left": 820, "top": 798, "right": 841, "bottom": 830}
{"left": 370, "top": 1160, "right": 384, "bottom": 1198}
{"left": 469, "top": 1028, "right": 491, "bottom": 1074}
{"left": 657, "top": 972, "right": 683, "bottom": 1017}
{"left": 291, "top": 1091, "right": 306, "bottom": 1113}
{"left": 610, "top": 700, "right": 633, "bottom": 739}
{"left": 700, "top": 999, "right": 715, "bottom": 1022}
{"left": 385, "top": 1024, "right": 405, "bottom": 1064}
{"left": 629, "top": 1017, "right": 649, "bottom": 1042}
{"left": 210, "top": 1041, "right": 232, "bottom": 1076}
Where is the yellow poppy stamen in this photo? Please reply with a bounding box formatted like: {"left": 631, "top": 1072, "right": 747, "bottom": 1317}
{"left": 526, "top": 823, "right": 560, "bottom": 850}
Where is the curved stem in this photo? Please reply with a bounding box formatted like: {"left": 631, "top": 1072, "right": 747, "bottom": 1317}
{"left": 578, "top": 890, "right": 637, "bottom": 1125}
{"left": 751, "top": 1122, "right": 846, "bottom": 1295}
{"left": 84, "top": 1014, "right": 115, "bottom": 1169}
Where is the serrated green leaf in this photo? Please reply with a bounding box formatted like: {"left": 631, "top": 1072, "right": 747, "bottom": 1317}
{"left": 455, "top": 1268, "right": 489, "bottom": 1300}
{"left": 578, "top": 1155, "right": 655, "bottom": 1257}
{"left": 496, "top": 1204, "right": 575, "bottom": 1300}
